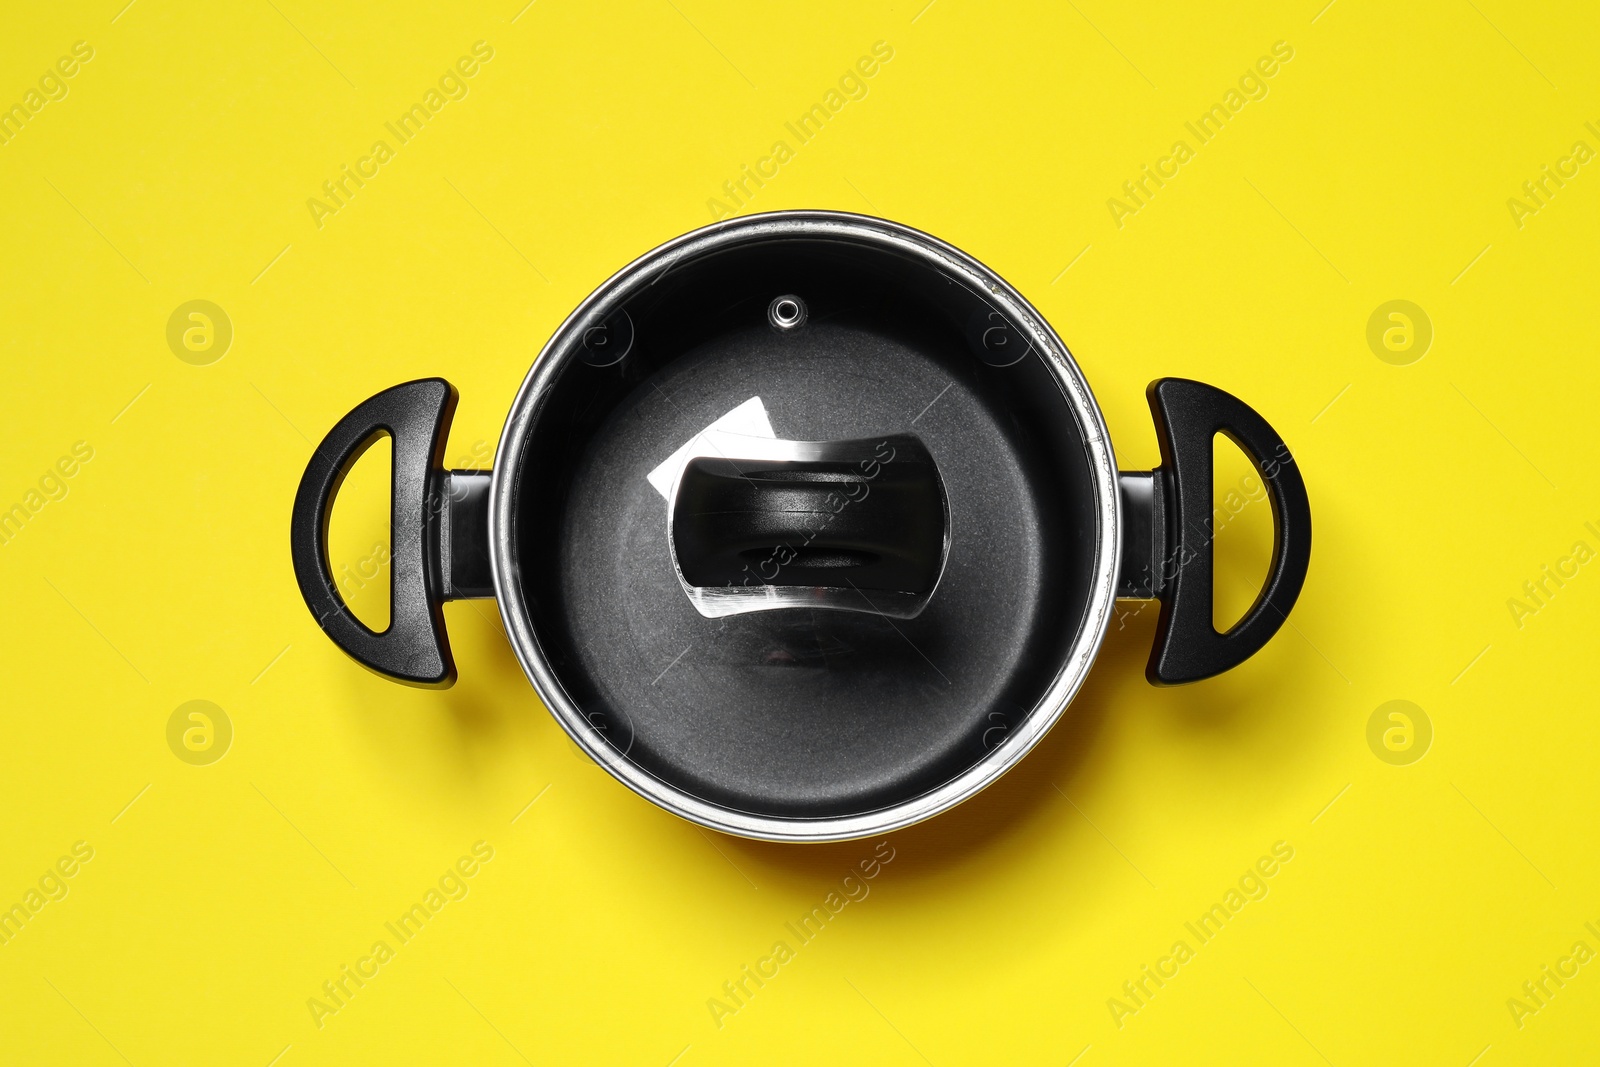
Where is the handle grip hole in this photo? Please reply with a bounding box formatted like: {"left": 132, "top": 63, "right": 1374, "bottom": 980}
{"left": 327, "top": 432, "right": 393, "bottom": 633}
{"left": 1211, "top": 432, "right": 1274, "bottom": 633}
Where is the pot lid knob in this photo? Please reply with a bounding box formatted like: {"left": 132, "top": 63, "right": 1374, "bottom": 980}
{"left": 668, "top": 433, "right": 948, "bottom": 619}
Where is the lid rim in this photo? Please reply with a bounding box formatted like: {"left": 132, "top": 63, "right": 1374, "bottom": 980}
{"left": 489, "top": 210, "right": 1122, "bottom": 842}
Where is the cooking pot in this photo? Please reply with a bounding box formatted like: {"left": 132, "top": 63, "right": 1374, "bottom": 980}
{"left": 291, "top": 211, "right": 1311, "bottom": 842}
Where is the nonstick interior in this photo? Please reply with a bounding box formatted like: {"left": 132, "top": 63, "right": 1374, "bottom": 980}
{"left": 511, "top": 228, "right": 1102, "bottom": 821}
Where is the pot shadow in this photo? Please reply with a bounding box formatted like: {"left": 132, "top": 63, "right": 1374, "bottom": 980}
{"left": 341, "top": 598, "right": 552, "bottom": 795}
{"left": 714, "top": 574, "right": 1312, "bottom": 897}
{"left": 434, "top": 600, "right": 534, "bottom": 736}
{"left": 714, "top": 607, "right": 1155, "bottom": 894}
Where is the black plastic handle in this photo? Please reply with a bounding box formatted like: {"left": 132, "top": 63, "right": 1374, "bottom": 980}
{"left": 290, "top": 378, "right": 490, "bottom": 689}
{"left": 1121, "top": 378, "right": 1312, "bottom": 686}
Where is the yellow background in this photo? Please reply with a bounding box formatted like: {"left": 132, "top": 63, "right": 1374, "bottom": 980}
{"left": 2, "top": 0, "right": 1597, "bottom": 1063}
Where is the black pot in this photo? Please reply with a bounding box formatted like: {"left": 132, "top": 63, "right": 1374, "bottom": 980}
{"left": 291, "top": 212, "right": 1310, "bottom": 841}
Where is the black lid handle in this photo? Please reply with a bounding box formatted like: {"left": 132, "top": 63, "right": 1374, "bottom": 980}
{"left": 669, "top": 434, "right": 948, "bottom": 618}
{"left": 290, "top": 378, "right": 492, "bottom": 689}
{"left": 1120, "top": 378, "right": 1312, "bottom": 685}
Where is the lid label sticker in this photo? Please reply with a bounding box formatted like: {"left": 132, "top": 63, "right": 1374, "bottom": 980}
{"left": 646, "top": 396, "right": 775, "bottom": 501}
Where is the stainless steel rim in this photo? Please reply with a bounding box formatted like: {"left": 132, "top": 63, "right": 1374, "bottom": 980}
{"left": 488, "top": 210, "right": 1121, "bottom": 842}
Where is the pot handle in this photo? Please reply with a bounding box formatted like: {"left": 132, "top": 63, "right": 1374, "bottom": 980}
{"left": 1118, "top": 378, "right": 1312, "bottom": 686}
{"left": 290, "top": 378, "right": 493, "bottom": 689}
